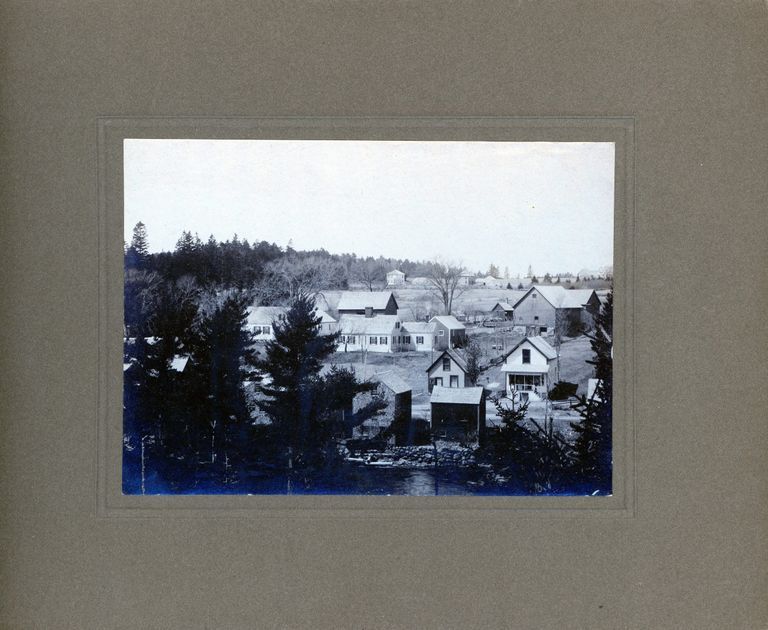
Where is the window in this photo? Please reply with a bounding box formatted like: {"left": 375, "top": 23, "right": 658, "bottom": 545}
{"left": 416, "top": 336, "right": 424, "bottom": 345}
{"left": 370, "top": 337, "right": 377, "bottom": 345}
{"left": 539, "top": 326, "right": 547, "bottom": 334}
{"left": 438, "top": 329, "right": 445, "bottom": 336}
{"left": 534, "top": 316, "right": 539, "bottom": 321}
{"left": 380, "top": 337, "right": 387, "bottom": 345}
{"left": 432, "top": 377, "right": 443, "bottom": 388}
{"left": 532, "top": 293, "right": 537, "bottom": 299}
{"left": 442, "top": 357, "right": 451, "bottom": 371}
{"left": 349, "top": 336, "right": 356, "bottom": 344}
{"left": 450, "top": 375, "right": 459, "bottom": 387}
{"left": 395, "top": 321, "right": 400, "bottom": 329}
{"left": 522, "top": 349, "right": 531, "bottom": 364}
{"left": 403, "top": 336, "right": 411, "bottom": 344}
{"left": 262, "top": 326, "right": 271, "bottom": 334}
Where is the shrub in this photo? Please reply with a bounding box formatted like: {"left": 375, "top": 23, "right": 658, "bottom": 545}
{"left": 549, "top": 381, "right": 578, "bottom": 400}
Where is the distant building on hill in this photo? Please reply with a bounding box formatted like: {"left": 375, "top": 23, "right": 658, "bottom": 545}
{"left": 386, "top": 269, "right": 406, "bottom": 287}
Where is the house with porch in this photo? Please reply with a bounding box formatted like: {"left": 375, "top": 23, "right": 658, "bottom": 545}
{"left": 426, "top": 349, "right": 469, "bottom": 392}
{"left": 336, "top": 291, "right": 399, "bottom": 317}
{"left": 430, "top": 315, "right": 467, "bottom": 350}
{"left": 430, "top": 386, "right": 486, "bottom": 443}
{"left": 500, "top": 335, "right": 557, "bottom": 402}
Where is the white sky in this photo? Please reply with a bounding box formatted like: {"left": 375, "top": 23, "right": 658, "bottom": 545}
{"left": 124, "top": 139, "right": 614, "bottom": 276}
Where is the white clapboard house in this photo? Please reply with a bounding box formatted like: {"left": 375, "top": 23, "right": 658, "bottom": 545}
{"left": 247, "top": 305, "right": 336, "bottom": 341}
{"left": 337, "top": 314, "right": 408, "bottom": 353}
{"left": 500, "top": 335, "right": 557, "bottom": 402}
{"left": 400, "top": 321, "right": 437, "bottom": 352}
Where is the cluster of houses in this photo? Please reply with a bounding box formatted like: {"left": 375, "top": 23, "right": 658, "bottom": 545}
{"left": 247, "top": 284, "right": 600, "bottom": 351}
{"left": 246, "top": 290, "right": 468, "bottom": 354}
{"left": 351, "top": 333, "right": 561, "bottom": 445}
{"left": 241, "top": 283, "right": 600, "bottom": 446}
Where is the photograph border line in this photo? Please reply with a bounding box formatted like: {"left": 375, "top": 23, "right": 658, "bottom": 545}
{"left": 97, "top": 116, "right": 635, "bottom": 519}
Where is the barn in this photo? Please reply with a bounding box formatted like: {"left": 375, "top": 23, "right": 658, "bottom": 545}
{"left": 336, "top": 291, "right": 399, "bottom": 316}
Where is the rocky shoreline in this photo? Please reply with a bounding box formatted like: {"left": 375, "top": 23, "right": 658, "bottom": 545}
{"left": 341, "top": 443, "right": 479, "bottom": 469}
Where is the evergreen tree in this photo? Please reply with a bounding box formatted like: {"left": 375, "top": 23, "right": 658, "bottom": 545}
{"left": 186, "top": 291, "right": 258, "bottom": 470}
{"left": 255, "top": 293, "right": 382, "bottom": 482}
{"left": 256, "top": 294, "right": 340, "bottom": 463}
{"left": 569, "top": 289, "right": 613, "bottom": 493}
{"left": 126, "top": 221, "right": 150, "bottom": 269}
{"left": 483, "top": 395, "right": 571, "bottom": 494}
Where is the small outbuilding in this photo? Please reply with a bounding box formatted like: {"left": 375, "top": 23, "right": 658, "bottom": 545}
{"left": 490, "top": 302, "right": 515, "bottom": 321}
{"left": 430, "top": 386, "right": 486, "bottom": 443}
{"left": 430, "top": 315, "right": 467, "bottom": 350}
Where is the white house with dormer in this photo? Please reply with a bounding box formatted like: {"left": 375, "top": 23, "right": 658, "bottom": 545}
{"left": 500, "top": 335, "right": 557, "bottom": 402}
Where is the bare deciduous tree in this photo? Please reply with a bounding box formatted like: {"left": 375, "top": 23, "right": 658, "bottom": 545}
{"left": 257, "top": 256, "right": 346, "bottom": 304}
{"left": 351, "top": 259, "right": 385, "bottom": 291}
{"left": 425, "top": 259, "right": 469, "bottom": 315}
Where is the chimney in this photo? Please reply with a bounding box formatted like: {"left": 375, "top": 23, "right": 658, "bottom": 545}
{"left": 365, "top": 306, "right": 373, "bottom": 318}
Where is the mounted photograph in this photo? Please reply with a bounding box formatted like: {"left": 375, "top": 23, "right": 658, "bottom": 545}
{"left": 122, "top": 139, "right": 615, "bottom": 496}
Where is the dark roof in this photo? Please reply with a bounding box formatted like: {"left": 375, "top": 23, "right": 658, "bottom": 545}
{"left": 337, "top": 291, "right": 396, "bottom": 311}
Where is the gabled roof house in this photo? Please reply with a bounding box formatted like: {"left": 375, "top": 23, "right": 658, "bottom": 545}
{"left": 500, "top": 335, "right": 557, "bottom": 402}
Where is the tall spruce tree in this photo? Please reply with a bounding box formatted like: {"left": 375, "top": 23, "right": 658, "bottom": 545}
{"left": 256, "top": 293, "right": 385, "bottom": 483}
{"left": 126, "top": 221, "right": 150, "bottom": 270}
{"left": 255, "top": 294, "right": 340, "bottom": 466}
{"left": 187, "top": 291, "right": 258, "bottom": 471}
{"left": 569, "top": 288, "right": 613, "bottom": 493}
